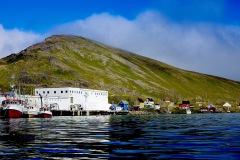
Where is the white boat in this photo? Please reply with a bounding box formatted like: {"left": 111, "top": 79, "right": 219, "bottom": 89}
{"left": 0, "top": 76, "right": 24, "bottom": 118}
{"left": 23, "top": 105, "right": 39, "bottom": 118}
{"left": 38, "top": 105, "right": 52, "bottom": 118}
{"left": 1, "top": 98, "right": 24, "bottom": 118}
{"left": 186, "top": 108, "right": 192, "bottom": 114}
{"left": 38, "top": 94, "right": 52, "bottom": 118}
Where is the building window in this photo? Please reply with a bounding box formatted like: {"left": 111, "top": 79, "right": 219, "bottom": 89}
{"left": 54, "top": 91, "right": 56, "bottom": 94}
{"left": 36, "top": 91, "right": 38, "bottom": 94}
{"left": 47, "top": 91, "right": 49, "bottom": 94}
{"left": 43, "top": 91, "right": 45, "bottom": 94}
{"left": 70, "top": 97, "right": 73, "bottom": 103}
{"left": 66, "top": 90, "right": 68, "bottom": 93}
{"left": 61, "top": 91, "right": 63, "bottom": 93}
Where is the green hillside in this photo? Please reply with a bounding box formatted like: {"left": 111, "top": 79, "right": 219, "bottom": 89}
{"left": 0, "top": 35, "right": 240, "bottom": 107}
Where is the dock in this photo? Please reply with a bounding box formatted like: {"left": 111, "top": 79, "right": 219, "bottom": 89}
{"left": 51, "top": 110, "right": 129, "bottom": 116}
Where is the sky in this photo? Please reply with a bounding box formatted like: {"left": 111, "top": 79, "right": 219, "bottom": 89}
{"left": 0, "top": 0, "right": 240, "bottom": 81}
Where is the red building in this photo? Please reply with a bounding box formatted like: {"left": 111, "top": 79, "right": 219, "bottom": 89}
{"left": 179, "top": 101, "right": 190, "bottom": 109}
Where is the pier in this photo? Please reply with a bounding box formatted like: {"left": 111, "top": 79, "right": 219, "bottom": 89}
{"left": 51, "top": 110, "right": 129, "bottom": 116}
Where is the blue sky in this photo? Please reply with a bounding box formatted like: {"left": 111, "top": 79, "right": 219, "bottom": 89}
{"left": 0, "top": 0, "right": 240, "bottom": 81}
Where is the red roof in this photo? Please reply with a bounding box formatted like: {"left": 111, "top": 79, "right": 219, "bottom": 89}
{"left": 200, "top": 108, "right": 208, "bottom": 111}
{"left": 179, "top": 104, "right": 190, "bottom": 108}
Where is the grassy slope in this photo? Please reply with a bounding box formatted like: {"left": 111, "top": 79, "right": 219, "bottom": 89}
{"left": 0, "top": 35, "right": 240, "bottom": 106}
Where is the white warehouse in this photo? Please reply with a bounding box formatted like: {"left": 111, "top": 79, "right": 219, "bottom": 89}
{"left": 34, "top": 87, "right": 111, "bottom": 111}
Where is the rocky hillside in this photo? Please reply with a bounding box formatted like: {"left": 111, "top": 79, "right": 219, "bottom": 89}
{"left": 0, "top": 35, "right": 240, "bottom": 106}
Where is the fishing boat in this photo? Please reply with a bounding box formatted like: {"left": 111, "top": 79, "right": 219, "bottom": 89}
{"left": 1, "top": 98, "right": 24, "bottom": 118}
{"left": 23, "top": 105, "right": 39, "bottom": 118}
{"left": 38, "top": 94, "right": 52, "bottom": 118}
{"left": 0, "top": 76, "right": 24, "bottom": 118}
{"left": 22, "top": 95, "right": 41, "bottom": 118}
{"left": 38, "top": 105, "right": 52, "bottom": 118}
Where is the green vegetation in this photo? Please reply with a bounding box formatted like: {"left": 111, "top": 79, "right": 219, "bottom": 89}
{"left": 0, "top": 35, "right": 240, "bottom": 108}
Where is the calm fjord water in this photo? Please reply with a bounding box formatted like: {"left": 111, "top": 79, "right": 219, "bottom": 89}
{"left": 0, "top": 114, "right": 240, "bottom": 159}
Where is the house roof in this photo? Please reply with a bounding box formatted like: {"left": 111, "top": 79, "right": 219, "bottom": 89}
{"left": 207, "top": 103, "right": 215, "bottom": 108}
{"left": 147, "top": 98, "right": 154, "bottom": 101}
{"left": 223, "top": 102, "right": 231, "bottom": 107}
{"left": 138, "top": 98, "right": 144, "bottom": 103}
{"left": 182, "top": 100, "right": 190, "bottom": 104}
{"left": 120, "top": 100, "right": 129, "bottom": 104}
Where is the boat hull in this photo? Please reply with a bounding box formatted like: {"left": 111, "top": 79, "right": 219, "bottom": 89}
{"left": 1, "top": 109, "right": 22, "bottom": 118}
{"left": 22, "top": 113, "right": 38, "bottom": 118}
{"left": 38, "top": 113, "right": 52, "bottom": 118}
{"left": 23, "top": 110, "right": 39, "bottom": 118}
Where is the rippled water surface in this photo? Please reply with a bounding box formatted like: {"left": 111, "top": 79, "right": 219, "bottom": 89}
{"left": 1, "top": 114, "right": 240, "bottom": 159}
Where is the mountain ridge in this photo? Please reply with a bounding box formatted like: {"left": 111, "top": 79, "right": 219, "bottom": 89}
{"left": 0, "top": 34, "right": 239, "bottom": 106}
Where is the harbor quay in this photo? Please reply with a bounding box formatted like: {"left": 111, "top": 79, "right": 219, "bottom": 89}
{"left": 2, "top": 86, "right": 236, "bottom": 117}
{"left": 51, "top": 110, "right": 129, "bottom": 116}
{"left": 0, "top": 86, "right": 129, "bottom": 118}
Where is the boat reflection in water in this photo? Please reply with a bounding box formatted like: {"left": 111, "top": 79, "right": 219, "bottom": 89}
{"left": 0, "top": 119, "right": 36, "bottom": 147}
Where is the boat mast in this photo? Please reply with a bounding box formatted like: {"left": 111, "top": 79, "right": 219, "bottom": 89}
{"left": 10, "top": 74, "right": 17, "bottom": 98}
{"left": 39, "top": 94, "right": 43, "bottom": 107}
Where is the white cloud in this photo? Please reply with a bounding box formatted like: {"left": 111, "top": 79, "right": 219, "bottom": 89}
{"left": 0, "top": 24, "right": 42, "bottom": 58}
{"left": 50, "top": 11, "right": 240, "bottom": 81}
{"left": 1, "top": 11, "right": 240, "bottom": 81}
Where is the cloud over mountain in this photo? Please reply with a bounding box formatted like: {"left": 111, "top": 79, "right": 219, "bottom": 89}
{"left": 50, "top": 11, "right": 240, "bottom": 81}
{"left": 1, "top": 11, "right": 240, "bottom": 81}
{"left": 0, "top": 24, "right": 42, "bottom": 58}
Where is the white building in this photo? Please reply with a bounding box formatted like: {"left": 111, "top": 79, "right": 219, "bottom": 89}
{"left": 34, "top": 87, "right": 111, "bottom": 111}
{"left": 144, "top": 98, "right": 155, "bottom": 106}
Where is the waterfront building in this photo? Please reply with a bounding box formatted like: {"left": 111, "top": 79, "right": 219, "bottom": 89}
{"left": 118, "top": 100, "right": 129, "bottom": 111}
{"left": 144, "top": 98, "right": 154, "bottom": 107}
{"left": 179, "top": 100, "right": 190, "bottom": 109}
{"left": 34, "top": 87, "right": 111, "bottom": 111}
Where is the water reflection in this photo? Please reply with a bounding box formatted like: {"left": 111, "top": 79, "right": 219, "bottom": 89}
{"left": 0, "top": 119, "right": 36, "bottom": 144}
{"left": 0, "top": 114, "right": 240, "bottom": 159}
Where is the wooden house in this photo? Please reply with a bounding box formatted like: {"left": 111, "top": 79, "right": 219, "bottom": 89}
{"left": 118, "top": 100, "right": 129, "bottom": 111}
{"left": 179, "top": 100, "right": 190, "bottom": 109}
{"left": 144, "top": 98, "right": 154, "bottom": 107}
{"left": 209, "top": 107, "right": 216, "bottom": 112}
{"left": 207, "top": 103, "right": 216, "bottom": 113}
{"left": 199, "top": 107, "right": 208, "bottom": 113}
